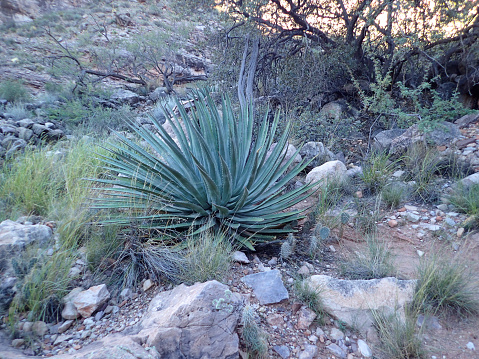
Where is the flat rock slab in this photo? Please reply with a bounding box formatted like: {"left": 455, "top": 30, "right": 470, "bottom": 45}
{"left": 308, "top": 275, "right": 416, "bottom": 333}
{"left": 241, "top": 269, "right": 289, "bottom": 305}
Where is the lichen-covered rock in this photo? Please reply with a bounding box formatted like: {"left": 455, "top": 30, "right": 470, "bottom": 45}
{"left": 136, "top": 280, "right": 242, "bottom": 359}
{"left": 308, "top": 275, "right": 416, "bottom": 333}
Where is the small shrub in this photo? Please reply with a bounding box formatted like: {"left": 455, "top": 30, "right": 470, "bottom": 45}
{"left": 361, "top": 151, "right": 396, "bottom": 194}
{"left": 372, "top": 310, "right": 426, "bottom": 359}
{"left": 412, "top": 252, "right": 479, "bottom": 316}
{"left": 178, "top": 230, "right": 233, "bottom": 284}
{"left": 0, "top": 79, "right": 30, "bottom": 103}
{"left": 403, "top": 144, "right": 441, "bottom": 203}
{"left": 294, "top": 280, "right": 326, "bottom": 324}
{"left": 446, "top": 183, "right": 479, "bottom": 217}
{"left": 354, "top": 196, "right": 382, "bottom": 235}
{"left": 241, "top": 306, "right": 269, "bottom": 359}
{"left": 381, "top": 183, "right": 405, "bottom": 209}
{"left": 4, "top": 103, "right": 32, "bottom": 120}
{"left": 10, "top": 250, "right": 75, "bottom": 323}
{"left": 340, "top": 235, "right": 395, "bottom": 280}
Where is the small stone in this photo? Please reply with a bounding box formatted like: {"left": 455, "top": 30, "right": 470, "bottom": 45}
{"left": 393, "top": 170, "right": 405, "bottom": 178}
{"left": 445, "top": 217, "right": 456, "bottom": 226}
{"left": 355, "top": 190, "right": 363, "bottom": 198}
{"left": 241, "top": 270, "right": 289, "bottom": 305}
{"left": 273, "top": 345, "right": 291, "bottom": 359}
{"left": 296, "top": 306, "right": 317, "bottom": 329}
{"left": 298, "top": 344, "right": 318, "bottom": 359}
{"left": 266, "top": 314, "right": 284, "bottom": 327}
{"left": 398, "top": 207, "right": 406, "bottom": 212}
{"left": 94, "top": 310, "right": 104, "bottom": 321}
{"left": 68, "top": 266, "right": 82, "bottom": 278}
{"left": 457, "top": 227, "right": 465, "bottom": 238}
{"left": 104, "top": 305, "right": 113, "bottom": 314}
{"left": 268, "top": 257, "right": 278, "bottom": 266}
{"left": 417, "top": 250, "right": 425, "bottom": 257}
{"left": 358, "top": 339, "right": 372, "bottom": 357}
{"left": 142, "top": 279, "right": 154, "bottom": 292}
{"left": 298, "top": 265, "right": 310, "bottom": 276}
{"left": 57, "top": 320, "right": 73, "bottom": 334}
{"left": 11, "top": 339, "right": 25, "bottom": 348}
{"left": 329, "top": 245, "right": 336, "bottom": 252}
{"left": 428, "top": 224, "right": 441, "bottom": 231}
{"left": 406, "top": 213, "right": 420, "bottom": 223}
{"left": 437, "top": 204, "right": 448, "bottom": 211}
{"left": 327, "top": 343, "right": 347, "bottom": 358}
{"left": 23, "top": 322, "right": 33, "bottom": 332}
{"left": 404, "top": 205, "right": 418, "bottom": 211}
{"left": 467, "top": 342, "right": 475, "bottom": 351}
{"left": 330, "top": 328, "right": 345, "bottom": 340}
{"left": 233, "top": 251, "right": 250, "bottom": 264}
{"left": 388, "top": 219, "right": 398, "bottom": 228}
{"left": 308, "top": 335, "right": 318, "bottom": 343}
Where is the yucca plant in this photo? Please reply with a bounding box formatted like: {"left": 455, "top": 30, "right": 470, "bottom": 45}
{"left": 92, "top": 91, "right": 315, "bottom": 249}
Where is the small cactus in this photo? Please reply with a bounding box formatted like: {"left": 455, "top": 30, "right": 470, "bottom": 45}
{"left": 308, "top": 235, "right": 318, "bottom": 257}
{"left": 280, "top": 240, "right": 293, "bottom": 260}
{"left": 319, "top": 226, "right": 330, "bottom": 240}
{"left": 341, "top": 212, "right": 350, "bottom": 225}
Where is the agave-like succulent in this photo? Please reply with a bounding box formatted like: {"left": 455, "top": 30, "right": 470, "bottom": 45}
{"left": 93, "top": 91, "right": 314, "bottom": 249}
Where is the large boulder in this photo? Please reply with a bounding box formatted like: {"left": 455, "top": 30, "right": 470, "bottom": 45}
{"left": 389, "top": 122, "right": 460, "bottom": 156}
{"left": 308, "top": 275, "right": 416, "bottom": 333}
{"left": 373, "top": 129, "right": 406, "bottom": 152}
{"left": 136, "top": 280, "right": 242, "bottom": 359}
{"left": 299, "top": 141, "right": 335, "bottom": 169}
{"left": 305, "top": 160, "right": 347, "bottom": 190}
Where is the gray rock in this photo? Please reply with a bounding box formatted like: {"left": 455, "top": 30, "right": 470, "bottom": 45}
{"left": 455, "top": 112, "right": 479, "bottom": 128}
{"left": 32, "top": 321, "right": 48, "bottom": 336}
{"left": 149, "top": 87, "right": 168, "bottom": 101}
{"left": 273, "top": 345, "right": 291, "bottom": 359}
{"left": 110, "top": 89, "right": 139, "bottom": 105}
{"left": 296, "top": 306, "right": 317, "bottom": 329}
{"left": 233, "top": 251, "right": 249, "bottom": 264}
{"left": 0, "top": 220, "right": 52, "bottom": 257}
{"left": 330, "top": 328, "right": 345, "bottom": 340}
{"left": 416, "top": 314, "right": 442, "bottom": 330}
{"left": 306, "top": 160, "right": 347, "bottom": 191}
{"left": 300, "top": 141, "right": 335, "bottom": 168}
{"left": 266, "top": 143, "right": 302, "bottom": 172}
{"left": 389, "top": 122, "right": 460, "bottom": 156}
{"left": 373, "top": 129, "right": 406, "bottom": 152}
{"left": 5, "top": 138, "right": 26, "bottom": 158}
{"left": 467, "top": 342, "right": 476, "bottom": 351}
{"left": 241, "top": 270, "right": 289, "bottom": 305}
{"left": 17, "top": 127, "right": 33, "bottom": 141}
{"left": 405, "top": 213, "right": 420, "bottom": 223}
{"left": 459, "top": 172, "right": 479, "bottom": 189}
{"left": 308, "top": 275, "right": 416, "bottom": 333}
{"left": 0, "top": 276, "right": 16, "bottom": 315}
{"left": 326, "top": 343, "right": 347, "bottom": 358}
{"left": 357, "top": 339, "right": 372, "bottom": 357}
{"left": 137, "top": 280, "right": 242, "bottom": 359}
{"left": 57, "top": 320, "right": 73, "bottom": 334}
{"left": 298, "top": 344, "right": 318, "bottom": 359}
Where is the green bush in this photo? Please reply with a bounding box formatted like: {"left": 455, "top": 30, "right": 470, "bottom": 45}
{"left": 295, "top": 280, "right": 326, "bottom": 324}
{"left": 372, "top": 310, "right": 426, "bottom": 359}
{"left": 340, "top": 235, "right": 395, "bottom": 280}
{"left": 0, "top": 80, "right": 30, "bottom": 103}
{"left": 178, "top": 230, "right": 233, "bottom": 284}
{"left": 93, "top": 91, "right": 314, "bottom": 249}
{"left": 413, "top": 253, "right": 479, "bottom": 316}
{"left": 446, "top": 183, "right": 479, "bottom": 217}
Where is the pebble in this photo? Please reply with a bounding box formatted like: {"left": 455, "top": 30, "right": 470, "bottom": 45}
{"left": 233, "top": 251, "right": 250, "bottom": 264}
{"left": 417, "top": 250, "right": 425, "bottom": 257}
{"left": 467, "top": 342, "right": 475, "bottom": 351}
{"left": 142, "top": 279, "right": 154, "bottom": 292}
{"left": 11, "top": 339, "right": 25, "bottom": 348}
{"left": 358, "top": 339, "right": 372, "bottom": 357}
{"left": 329, "top": 245, "right": 336, "bottom": 252}
{"left": 445, "top": 217, "right": 456, "bottom": 227}
{"left": 57, "top": 320, "right": 73, "bottom": 334}
{"left": 268, "top": 257, "right": 278, "bottom": 266}
{"left": 388, "top": 219, "right": 398, "bottom": 228}
{"left": 404, "top": 205, "right": 418, "bottom": 211}
{"left": 457, "top": 227, "right": 465, "bottom": 238}
{"left": 330, "top": 328, "right": 345, "bottom": 340}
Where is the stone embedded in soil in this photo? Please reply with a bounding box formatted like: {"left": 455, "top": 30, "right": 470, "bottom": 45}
{"left": 296, "top": 306, "right": 317, "bottom": 330}
{"left": 240, "top": 269, "right": 289, "bottom": 305}
{"left": 467, "top": 342, "right": 476, "bottom": 351}
{"left": 57, "top": 320, "right": 73, "bottom": 334}
{"left": 233, "top": 251, "right": 250, "bottom": 264}
{"left": 11, "top": 339, "right": 24, "bottom": 348}
{"left": 308, "top": 275, "right": 416, "bottom": 333}
{"left": 273, "top": 345, "right": 291, "bottom": 359}
{"left": 298, "top": 344, "right": 318, "bottom": 359}
{"left": 358, "top": 339, "right": 372, "bottom": 357}
{"left": 327, "top": 342, "right": 347, "bottom": 358}
{"left": 266, "top": 313, "right": 284, "bottom": 327}
{"left": 457, "top": 227, "right": 465, "bottom": 237}
{"left": 32, "top": 321, "right": 48, "bottom": 336}
{"left": 388, "top": 219, "right": 398, "bottom": 228}
{"left": 330, "top": 328, "right": 345, "bottom": 340}
{"left": 416, "top": 314, "right": 442, "bottom": 330}
{"left": 142, "top": 279, "right": 154, "bottom": 292}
